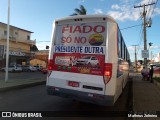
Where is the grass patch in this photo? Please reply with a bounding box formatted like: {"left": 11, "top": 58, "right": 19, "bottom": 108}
{"left": 153, "top": 77, "right": 160, "bottom": 83}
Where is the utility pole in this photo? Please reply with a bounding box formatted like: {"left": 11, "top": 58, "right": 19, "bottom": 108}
{"left": 134, "top": 2, "right": 155, "bottom": 70}
{"left": 5, "top": 0, "right": 10, "bottom": 81}
{"left": 132, "top": 45, "right": 138, "bottom": 72}
{"left": 151, "top": 51, "right": 153, "bottom": 62}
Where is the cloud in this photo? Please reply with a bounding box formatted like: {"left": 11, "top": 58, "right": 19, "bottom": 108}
{"left": 153, "top": 8, "right": 160, "bottom": 15}
{"left": 94, "top": 9, "right": 104, "bottom": 14}
{"left": 140, "top": 0, "right": 156, "bottom": 5}
{"left": 107, "top": 4, "right": 141, "bottom": 21}
{"left": 128, "top": 46, "right": 135, "bottom": 51}
{"left": 111, "top": 4, "right": 120, "bottom": 10}
{"left": 149, "top": 45, "right": 160, "bottom": 49}
{"left": 36, "top": 42, "right": 50, "bottom": 50}
{"left": 81, "top": 0, "right": 85, "bottom": 2}
{"left": 107, "top": 10, "right": 140, "bottom": 21}
{"left": 79, "top": 0, "right": 85, "bottom": 3}
{"left": 137, "top": 0, "right": 159, "bottom": 18}
{"left": 105, "top": 0, "right": 160, "bottom": 22}
{"left": 128, "top": 46, "right": 144, "bottom": 51}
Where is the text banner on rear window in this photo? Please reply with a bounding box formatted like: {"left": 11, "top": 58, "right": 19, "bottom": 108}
{"left": 54, "top": 46, "right": 105, "bottom": 54}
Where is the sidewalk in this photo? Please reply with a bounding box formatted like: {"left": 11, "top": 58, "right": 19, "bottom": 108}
{"left": 131, "top": 72, "right": 160, "bottom": 119}
{"left": 0, "top": 77, "right": 46, "bottom": 92}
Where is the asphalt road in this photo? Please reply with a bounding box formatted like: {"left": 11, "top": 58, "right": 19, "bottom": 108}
{"left": 0, "top": 78, "right": 133, "bottom": 120}
{"left": 1, "top": 72, "right": 160, "bottom": 120}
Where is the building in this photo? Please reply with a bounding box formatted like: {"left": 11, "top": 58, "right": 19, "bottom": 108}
{"left": 154, "top": 53, "right": 160, "bottom": 62}
{"left": 0, "top": 22, "right": 35, "bottom": 68}
{"left": 30, "top": 50, "right": 49, "bottom": 68}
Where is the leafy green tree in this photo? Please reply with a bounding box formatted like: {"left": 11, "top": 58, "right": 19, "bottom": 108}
{"left": 71, "top": 5, "right": 87, "bottom": 16}
{"left": 30, "top": 45, "right": 38, "bottom": 51}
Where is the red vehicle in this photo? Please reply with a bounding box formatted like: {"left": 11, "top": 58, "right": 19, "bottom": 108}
{"left": 41, "top": 68, "right": 48, "bottom": 74}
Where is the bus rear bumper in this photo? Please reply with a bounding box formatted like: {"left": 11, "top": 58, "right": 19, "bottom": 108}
{"left": 46, "top": 86, "right": 114, "bottom": 106}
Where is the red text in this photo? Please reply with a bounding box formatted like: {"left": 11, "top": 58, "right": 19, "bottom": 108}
{"left": 62, "top": 25, "right": 105, "bottom": 33}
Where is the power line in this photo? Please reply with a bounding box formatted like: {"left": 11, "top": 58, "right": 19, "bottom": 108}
{"left": 146, "top": 0, "right": 152, "bottom": 18}
{"left": 120, "top": 24, "right": 142, "bottom": 30}
{"left": 133, "top": 0, "right": 143, "bottom": 56}
{"left": 149, "top": 0, "right": 159, "bottom": 18}
{"left": 137, "top": 24, "right": 143, "bottom": 54}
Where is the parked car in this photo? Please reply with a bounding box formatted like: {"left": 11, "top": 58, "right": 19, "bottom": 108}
{"left": 22, "top": 65, "right": 37, "bottom": 72}
{"left": 1, "top": 65, "right": 22, "bottom": 72}
{"left": 41, "top": 68, "right": 48, "bottom": 74}
{"left": 34, "top": 65, "right": 43, "bottom": 71}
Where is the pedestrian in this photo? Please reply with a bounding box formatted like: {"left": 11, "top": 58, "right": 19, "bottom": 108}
{"left": 141, "top": 67, "right": 145, "bottom": 80}
{"left": 149, "top": 66, "right": 154, "bottom": 83}
{"left": 146, "top": 68, "right": 150, "bottom": 81}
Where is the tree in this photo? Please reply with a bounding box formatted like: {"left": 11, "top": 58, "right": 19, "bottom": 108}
{"left": 30, "top": 45, "right": 38, "bottom": 51}
{"left": 71, "top": 5, "right": 87, "bottom": 16}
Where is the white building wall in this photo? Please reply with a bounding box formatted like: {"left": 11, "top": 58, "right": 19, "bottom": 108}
{"left": 154, "top": 53, "right": 160, "bottom": 62}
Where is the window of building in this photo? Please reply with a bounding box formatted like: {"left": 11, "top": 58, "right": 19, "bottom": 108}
{"left": 4, "top": 31, "right": 7, "bottom": 35}
{"left": 15, "top": 32, "right": 18, "bottom": 35}
{"left": 27, "top": 35, "right": 30, "bottom": 40}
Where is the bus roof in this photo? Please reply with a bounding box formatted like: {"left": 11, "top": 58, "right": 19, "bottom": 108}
{"left": 54, "top": 15, "right": 117, "bottom": 24}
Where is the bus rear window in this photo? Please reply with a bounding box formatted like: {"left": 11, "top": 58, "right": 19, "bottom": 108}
{"left": 54, "top": 22, "right": 106, "bottom": 46}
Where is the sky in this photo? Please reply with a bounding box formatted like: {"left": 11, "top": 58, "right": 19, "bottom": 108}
{"left": 0, "top": 0, "right": 160, "bottom": 62}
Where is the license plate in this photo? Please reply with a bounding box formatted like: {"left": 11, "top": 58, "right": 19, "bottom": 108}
{"left": 68, "top": 81, "right": 79, "bottom": 87}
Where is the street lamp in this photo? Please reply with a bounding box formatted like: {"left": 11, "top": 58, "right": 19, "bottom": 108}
{"left": 149, "top": 42, "right": 153, "bottom": 48}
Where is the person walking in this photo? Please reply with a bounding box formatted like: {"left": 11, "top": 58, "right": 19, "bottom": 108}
{"left": 149, "top": 66, "right": 154, "bottom": 83}
{"left": 144, "top": 67, "right": 150, "bottom": 81}
{"left": 141, "top": 67, "right": 146, "bottom": 80}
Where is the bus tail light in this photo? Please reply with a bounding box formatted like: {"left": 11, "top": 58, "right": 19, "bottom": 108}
{"left": 48, "top": 59, "right": 54, "bottom": 70}
{"left": 103, "top": 63, "right": 112, "bottom": 84}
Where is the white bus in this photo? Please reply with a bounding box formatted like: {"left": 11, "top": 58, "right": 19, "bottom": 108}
{"left": 46, "top": 15, "right": 130, "bottom": 106}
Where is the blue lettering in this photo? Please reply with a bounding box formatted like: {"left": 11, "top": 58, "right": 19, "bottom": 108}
{"left": 79, "top": 47, "right": 83, "bottom": 53}
{"left": 68, "top": 46, "right": 71, "bottom": 52}
{"left": 96, "top": 47, "right": 99, "bottom": 53}
{"left": 83, "top": 46, "right": 104, "bottom": 54}
{"left": 55, "top": 46, "right": 59, "bottom": 52}
{"left": 100, "top": 47, "right": 103, "bottom": 54}
{"left": 71, "top": 46, "right": 73, "bottom": 52}
{"left": 55, "top": 46, "right": 84, "bottom": 53}
{"left": 54, "top": 46, "right": 105, "bottom": 54}
{"left": 61, "top": 46, "right": 65, "bottom": 52}
{"left": 84, "top": 47, "right": 88, "bottom": 53}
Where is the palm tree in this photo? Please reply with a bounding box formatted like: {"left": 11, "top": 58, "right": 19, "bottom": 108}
{"left": 71, "top": 5, "right": 87, "bottom": 16}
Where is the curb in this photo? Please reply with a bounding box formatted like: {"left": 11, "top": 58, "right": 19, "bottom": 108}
{"left": 154, "top": 80, "right": 160, "bottom": 89}
{"left": 0, "top": 81, "right": 46, "bottom": 93}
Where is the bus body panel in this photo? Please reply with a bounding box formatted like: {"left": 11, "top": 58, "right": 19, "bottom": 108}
{"left": 47, "top": 71, "right": 105, "bottom": 95}
{"left": 47, "top": 86, "right": 114, "bottom": 106}
{"left": 105, "top": 21, "right": 118, "bottom": 102}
